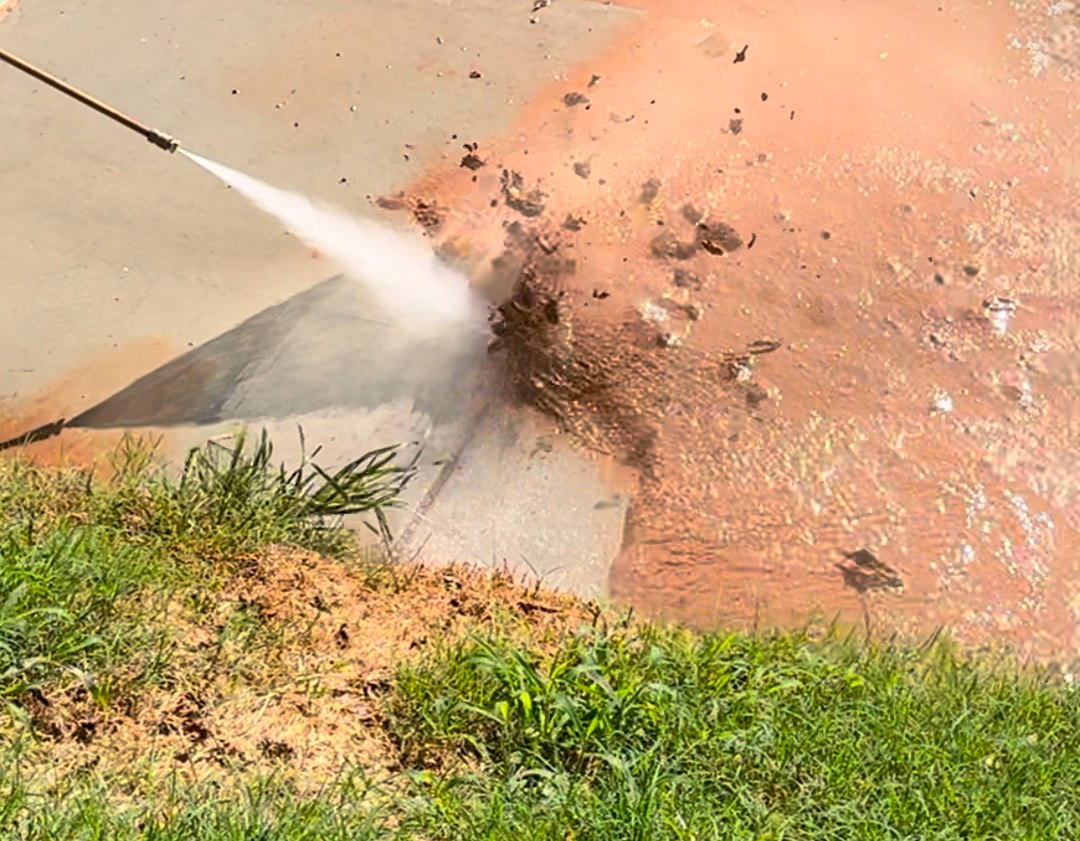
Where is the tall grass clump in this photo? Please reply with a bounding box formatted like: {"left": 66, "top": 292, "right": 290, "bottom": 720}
{"left": 96, "top": 429, "right": 416, "bottom": 560}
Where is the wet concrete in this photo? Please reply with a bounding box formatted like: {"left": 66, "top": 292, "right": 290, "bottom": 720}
{"left": 66, "top": 275, "right": 486, "bottom": 430}
{"left": 392, "top": 0, "right": 1080, "bottom": 661}
{"left": 393, "top": 408, "right": 629, "bottom": 600}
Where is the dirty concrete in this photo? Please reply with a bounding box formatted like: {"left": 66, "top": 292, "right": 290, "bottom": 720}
{"left": 393, "top": 0, "right": 1080, "bottom": 661}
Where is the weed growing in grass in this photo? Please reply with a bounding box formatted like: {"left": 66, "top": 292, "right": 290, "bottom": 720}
{"left": 97, "top": 429, "right": 417, "bottom": 562}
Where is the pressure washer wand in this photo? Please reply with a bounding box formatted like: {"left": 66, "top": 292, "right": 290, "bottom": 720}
{"left": 0, "top": 47, "right": 179, "bottom": 152}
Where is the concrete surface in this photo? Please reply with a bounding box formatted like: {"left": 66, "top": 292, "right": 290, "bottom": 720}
{"left": 394, "top": 408, "right": 629, "bottom": 600}
{"left": 0, "top": 0, "right": 633, "bottom": 597}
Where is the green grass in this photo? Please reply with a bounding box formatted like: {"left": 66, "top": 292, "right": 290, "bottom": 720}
{"left": 388, "top": 627, "right": 1080, "bottom": 840}
{"left": 0, "top": 526, "right": 170, "bottom": 700}
{"left": 2, "top": 437, "right": 1080, "bottom": 839}
{"left": 0, "top": 770, "right": 389, "bottom": 841}
{"left": 93, "top": 429, "right": 414, "bottom": 561}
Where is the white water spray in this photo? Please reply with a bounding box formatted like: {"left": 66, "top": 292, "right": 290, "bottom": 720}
{"left": 180, "top": 150, "right": 484, "bottom": 336}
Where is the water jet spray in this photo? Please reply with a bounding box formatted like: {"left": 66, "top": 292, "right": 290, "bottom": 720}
{"left": 0, "top": 46, "right": 487, "bottom": 485}
{"left": 0, "top": 47, "right": 180, "bottom": 153}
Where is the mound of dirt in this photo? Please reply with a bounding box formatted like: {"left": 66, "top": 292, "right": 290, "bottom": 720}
{"left": 11, "top": 549, "right": 592, "bottom": 800}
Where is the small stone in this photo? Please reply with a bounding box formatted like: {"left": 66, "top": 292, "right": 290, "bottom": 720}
{"left": 639, "top": 178, "right": 662, "bottom": 204}
{"left": 931, "top": 389, "right": 954, "bottom": 414}
{"left": 681, "top": 204, "right": 704, "bottom": 224}
{"left": 697, "top": 221, "right": 743, "bottom": 254}
{"left": 673, "top": 268, "right": 702, "bottom": 289}
{"left": 651, "top": 231, "right": 698, "bottom": 260}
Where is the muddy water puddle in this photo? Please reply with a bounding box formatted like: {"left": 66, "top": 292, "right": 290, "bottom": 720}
{"left": 400, "top": 0, "right": 1080, "bottom": 660}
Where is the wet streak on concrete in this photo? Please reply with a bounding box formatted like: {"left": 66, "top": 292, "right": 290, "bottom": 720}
{"left": 68, "top": 275, "right": 488, "bottom": 431}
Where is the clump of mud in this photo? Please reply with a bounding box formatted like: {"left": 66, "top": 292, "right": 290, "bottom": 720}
{"left": 487, "top": 220, "right": 766, "bottom": 476}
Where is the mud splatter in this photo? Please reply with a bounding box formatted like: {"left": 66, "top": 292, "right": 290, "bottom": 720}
{"left": 248, "top": 0, "right": 1080, "bottom": 663}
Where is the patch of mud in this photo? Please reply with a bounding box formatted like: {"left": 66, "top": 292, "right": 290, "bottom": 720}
{"left": 392, "top": 0, "right": 1080, "bottom": 661}
{"left": 487, "top": 220, "right": 776, "bottom": 478}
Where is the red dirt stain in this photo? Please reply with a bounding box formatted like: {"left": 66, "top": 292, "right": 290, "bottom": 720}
{"left": 400, "top": 0, "right": 1080, "bottom": 659}
{"left": 0, "top": 338, "right": 177, "bottom": 468}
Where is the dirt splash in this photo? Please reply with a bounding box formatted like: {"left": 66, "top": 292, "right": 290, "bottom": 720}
{"left": 394, "top": 0, "right": 1080, "bottom": 660}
